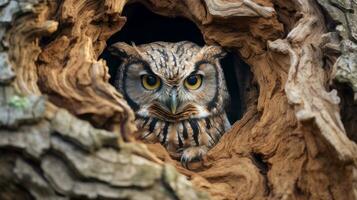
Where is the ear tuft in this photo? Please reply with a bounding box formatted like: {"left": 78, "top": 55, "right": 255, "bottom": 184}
{"left": 109, "top": 42, "right": 141, "bottom": 59}
{"left": 200, "top": 45, "right": 227, "bottom": 60}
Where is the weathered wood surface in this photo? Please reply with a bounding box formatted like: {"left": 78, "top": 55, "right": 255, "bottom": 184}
{"left": 0, "top": 0, "right": 356, "bottom": 199}
{"left": 0, "top": 1, "right": 207, "bottom": 199}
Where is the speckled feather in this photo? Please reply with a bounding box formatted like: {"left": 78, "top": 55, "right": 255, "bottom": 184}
{"left": 112, "top": 41, "right": 230, "bottom": 166}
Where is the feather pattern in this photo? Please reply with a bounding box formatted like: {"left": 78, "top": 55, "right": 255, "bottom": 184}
{"left": 112, "top": 41, "right": 231, "bottom": 167}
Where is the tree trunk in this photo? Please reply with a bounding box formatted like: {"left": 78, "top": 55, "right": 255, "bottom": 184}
{"left": 0, "top": 0, "right": 356, "bottom": 199}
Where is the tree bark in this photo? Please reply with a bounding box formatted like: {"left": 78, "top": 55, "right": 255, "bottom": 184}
{"left": 0, "top": 0, "right": 356, "bottom": 199}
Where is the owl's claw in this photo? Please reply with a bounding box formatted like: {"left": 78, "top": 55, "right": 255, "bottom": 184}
{"left": 180, "top": 146, "right": 208, "bottom": 169}
{"left": 180, "top": 156, "right": 189, "bottom": 169}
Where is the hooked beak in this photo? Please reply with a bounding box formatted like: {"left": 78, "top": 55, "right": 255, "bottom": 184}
{"left": 170, "top": 89, "right": 178, "bottom": 114}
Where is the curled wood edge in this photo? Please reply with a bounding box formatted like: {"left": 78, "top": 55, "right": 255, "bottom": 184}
{"left": 0, "top": 0, "right": 356, "bottom": 198}
{"left": 0, "top": 1, "right": 208, "bottom": 199}
{"left": 268, "top": 0, "right": 357, "bottom": 197}
{"left": 203, "top": 0, "right": 275, "bottom": 18}
{"left": 315, "top": 0, "right": 357, "bottom": 101}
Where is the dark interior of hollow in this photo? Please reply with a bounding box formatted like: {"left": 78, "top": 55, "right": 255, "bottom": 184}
{"left": 100, "top": 3, "right": 249, "bottom": 123}
{"left": 333, "top": 82, "right": 357, "bottom": 143}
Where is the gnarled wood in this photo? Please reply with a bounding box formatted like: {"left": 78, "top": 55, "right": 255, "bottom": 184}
{"left": 1, "top": 0, "right": 357, "bottom": 199}
{"left": 204, "top": 0, "right": 275, "bottom": 18}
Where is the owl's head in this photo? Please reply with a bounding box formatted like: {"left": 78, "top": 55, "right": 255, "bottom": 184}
{"left": 111, "top": 41, "right": 229, "bottom": 122}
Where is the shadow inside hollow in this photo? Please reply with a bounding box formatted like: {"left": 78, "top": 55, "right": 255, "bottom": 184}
{"left": 100, "top": 3, "right": 247, "bottom": 123}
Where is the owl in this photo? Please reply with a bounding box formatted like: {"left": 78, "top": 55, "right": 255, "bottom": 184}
{"left": 110, "top": 41, "right": 231, "bottom": 167}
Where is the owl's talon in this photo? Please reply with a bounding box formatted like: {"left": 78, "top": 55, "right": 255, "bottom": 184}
{"left": 180, "top": 146, "right": 208, "bottom": 169}
{"left": 180, "top": 156, "right": 190, "bottom": 169}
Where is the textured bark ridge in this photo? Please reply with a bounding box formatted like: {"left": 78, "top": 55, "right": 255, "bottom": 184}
{"left": 1, "top": 0, "right": 357, "bottom": 199}
{"left": 316, "top": 0, "right": 357, "bottom": 144}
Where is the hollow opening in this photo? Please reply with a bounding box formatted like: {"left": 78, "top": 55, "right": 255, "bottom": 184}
{"left": 100, "top": 3, "right": 249, "bottom": 123}
{"left": 333, "top": 82, "right": 357, "bottom": 142}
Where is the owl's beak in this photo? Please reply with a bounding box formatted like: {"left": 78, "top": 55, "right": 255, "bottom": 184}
{"left": 170, "top": 89, "right": 178, "bottom": 114}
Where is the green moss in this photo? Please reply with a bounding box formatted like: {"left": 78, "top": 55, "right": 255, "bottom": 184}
{"left": 8, "top": 95, "right": 29, "bottom": 109}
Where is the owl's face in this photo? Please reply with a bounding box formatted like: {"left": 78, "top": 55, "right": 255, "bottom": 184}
{"left": 111, "top": 41, "right": 231, "bottom": 166}
{"left": 111, "top": 41, "right": 229, "bottom": 122}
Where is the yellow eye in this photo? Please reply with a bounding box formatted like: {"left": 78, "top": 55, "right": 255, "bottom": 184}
{"left": 184, "top": 74, "right": 202, "bottom": 90}
{"left": 141, "top": 74, "right": 161, "bottom": 90}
